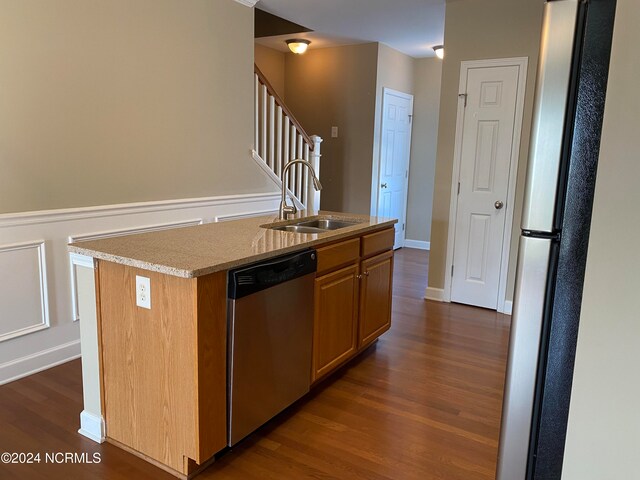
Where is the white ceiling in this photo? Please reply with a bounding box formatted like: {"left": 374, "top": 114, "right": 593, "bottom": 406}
{"left": 255, "top": 0, "right": 446, "bottom": 58}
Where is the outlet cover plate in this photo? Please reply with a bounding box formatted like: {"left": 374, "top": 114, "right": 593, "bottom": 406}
{"left": 136, "top": 275, "right": 151, "bottom": 309}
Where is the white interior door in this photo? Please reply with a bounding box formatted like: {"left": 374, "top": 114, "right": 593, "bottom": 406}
{"left": 377, "top": 89, "right": 413, "bottom": 249}
{"left": 451, "top": 64, "right": 522, "bottom": 309}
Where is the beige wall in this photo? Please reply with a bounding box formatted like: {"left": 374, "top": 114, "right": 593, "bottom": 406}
{"left": 0, "top": 0, "right": 273, "bottom": 215}
{"left": 428, "top": 0, "right": 545, "bottom": 298}
{"left": 562, "top": 1, "right": 640, "bottom": 477}
{"left": 284, "top": 43, "right": 379, "bottom": 214}
{"left": 406, "top": 58, "right": 442, "bottom": 243}
{"left": 285, "top": 41, "right": 442, "bottom": 235}
{"left": 254, "top": 44, "right": 286, "bottom": 99}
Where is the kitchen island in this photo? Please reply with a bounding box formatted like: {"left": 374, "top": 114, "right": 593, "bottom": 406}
{"left": 69, "top": 211, "right": 396, "bottom": 478}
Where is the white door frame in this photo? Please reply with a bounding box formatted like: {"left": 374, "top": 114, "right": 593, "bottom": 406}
{"left": 372, "top": 87, "right": 414, "bottom": 248}
{"left": 444, "top": 57, "right": 528, "bottom": 314}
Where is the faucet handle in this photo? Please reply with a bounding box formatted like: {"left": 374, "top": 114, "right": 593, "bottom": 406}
{"left": 280, "top": 203, "right": 297, "bottom": 220}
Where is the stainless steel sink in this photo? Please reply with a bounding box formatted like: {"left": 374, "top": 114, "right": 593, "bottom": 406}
{"left": 295, "top": 219, "right": 359, "bottom": 230}
{"left": 265, "top": 217, "right": 361, "bottom": 234}
{"left": 270, "top": 225, "right": 327, "bottom": 234}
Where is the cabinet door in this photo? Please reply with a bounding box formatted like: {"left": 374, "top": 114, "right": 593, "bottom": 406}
{"left": 359, "top": 250, "right": 394, "bottom": 348}
{"left": 312, "top": 264, "right": 359, "bottom": 382}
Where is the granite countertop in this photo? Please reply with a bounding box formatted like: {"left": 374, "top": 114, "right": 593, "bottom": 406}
{"left": 68, "top": 211, "right": 397, "bottom": 278}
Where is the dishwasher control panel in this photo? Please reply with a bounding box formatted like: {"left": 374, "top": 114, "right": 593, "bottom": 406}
{"left": 228, "top": 250, "right": 317, "bottom": 299}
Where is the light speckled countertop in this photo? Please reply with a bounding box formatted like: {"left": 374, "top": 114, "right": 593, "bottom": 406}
{"left": 68, "top": 211, "right": 397, "bottom": 278}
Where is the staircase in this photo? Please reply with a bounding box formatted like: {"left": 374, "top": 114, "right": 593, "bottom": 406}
{"left": 253, "top": 65, "right": 322, "bottom": 211}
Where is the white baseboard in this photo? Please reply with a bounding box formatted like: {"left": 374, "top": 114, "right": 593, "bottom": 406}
{"left": 0, "top": 340, "right": 80, "bottom": 385}
{"left": 425, "top": 287, "right": 445, "bottom": 302}
{"left": 501, "top": 300, "right": 513, "bottom": 315}
{"left": 404, "top": 239, "right": 430, "bottom": 250}
{"left": 78, "top": 410, "right": 105, "bottom": 444}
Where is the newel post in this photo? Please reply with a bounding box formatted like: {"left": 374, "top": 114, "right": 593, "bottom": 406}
{"left": 308, "top": 135, "right": 323, "bottom": 212}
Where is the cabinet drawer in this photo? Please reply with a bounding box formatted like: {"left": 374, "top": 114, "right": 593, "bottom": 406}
{"left": 361, "top": 228, "right": 394, "bottom": 258}
{"left": 316, "top": 238, "right": 360, "bottom": 275}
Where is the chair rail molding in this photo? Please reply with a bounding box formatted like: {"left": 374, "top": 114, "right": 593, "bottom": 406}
{"left": 0, "top": 192, "right": 281, "bottom": 386}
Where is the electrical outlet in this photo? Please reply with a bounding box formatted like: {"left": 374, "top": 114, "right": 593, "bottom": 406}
{"left": 331, "top": 126, "right": 339, "bottom": 138}
{"left": 136, "top": 275, "right": 151, "bottom": 309}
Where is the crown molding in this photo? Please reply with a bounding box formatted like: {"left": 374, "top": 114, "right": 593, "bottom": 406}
{"left": 233, "top": 0, "right": 259, "bottom": 7}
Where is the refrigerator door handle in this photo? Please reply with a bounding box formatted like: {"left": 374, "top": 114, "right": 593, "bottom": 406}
{"left": 497, "top": 236, "right": 553, "bottom": 480}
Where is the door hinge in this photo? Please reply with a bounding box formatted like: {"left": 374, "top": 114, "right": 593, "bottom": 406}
{"left": 403, "top": 223, "right": 405, "bottom": 231}
{"left": 408, "top": 114, "right": 413, "bottom": 123}
{"left": 451, "top": 264, "right": 454, "bottom": 276}
{"left": 458, "top": 93, "right": 468, "bottom": 108}
{"left": 457, "top": 182, "right": 461, "bottom": 195}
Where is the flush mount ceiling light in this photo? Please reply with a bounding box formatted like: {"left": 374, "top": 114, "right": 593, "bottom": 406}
{"left": 433, "top": 45, "right": 444, "bottom": 59}
{"left": 286, "top": 39, "right": 311, "bottom": 54}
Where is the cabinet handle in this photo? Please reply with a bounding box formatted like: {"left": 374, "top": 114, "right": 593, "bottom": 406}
{"left": 357, "top": 274, "right": 363, "bottom": 280}
{"left": 364, "top": 271, "right": 370, "bottom": 276}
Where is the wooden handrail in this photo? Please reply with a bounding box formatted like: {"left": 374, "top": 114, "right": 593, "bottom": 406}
{"left": 254, "top": 64, "right": 314, "bottom": 151}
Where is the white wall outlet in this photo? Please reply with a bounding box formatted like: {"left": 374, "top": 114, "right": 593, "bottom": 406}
{"left": 331, "top": 126, "right": 339, "bottom": 138}
{"left": 135, "top": 275, "right": 151, "bottom": 309}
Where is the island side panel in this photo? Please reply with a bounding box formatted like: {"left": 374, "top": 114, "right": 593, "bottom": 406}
{"left": 98, "top": 261, "right": 198, "bottom": 473}
{"left": 194, "top": 271, "right": 228, "bottom": 463}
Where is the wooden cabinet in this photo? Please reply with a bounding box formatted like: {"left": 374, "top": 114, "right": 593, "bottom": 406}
{"left": 312, "top": 228, "right": 394, "bottom": 383}
{"left": 97, "top": 261, "right": 227, "bottom": 477}
{"left": 90, "top": 222, "right": 396, "bottom": 477}
{"left": 359, "top": 251, "right": 394, "bottom": 348}
{"left": 312, "top": 264, "right": 360, "bottom": 382}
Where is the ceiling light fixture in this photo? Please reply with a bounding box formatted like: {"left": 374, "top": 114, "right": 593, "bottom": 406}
{"left": 286, "top": 39, "right": 311, "bottom": 55}
{"left": 433, "top": 45, "right": 444, "bottom": 59}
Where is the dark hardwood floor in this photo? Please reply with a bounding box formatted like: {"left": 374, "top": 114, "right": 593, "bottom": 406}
{"left": 0, "top": 248, "right": 511, "bottom": 480}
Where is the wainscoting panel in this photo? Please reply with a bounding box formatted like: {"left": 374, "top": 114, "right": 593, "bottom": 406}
{"left": 0, "top": 192, "right": 280, "bottom": 384}
{"left": 0, "top": 241, "right": 50, "bottom": 342}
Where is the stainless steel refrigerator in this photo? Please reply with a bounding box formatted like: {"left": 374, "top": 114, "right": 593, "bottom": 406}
{"left": 497, "top": 0, "right": 617, "bottom": 478}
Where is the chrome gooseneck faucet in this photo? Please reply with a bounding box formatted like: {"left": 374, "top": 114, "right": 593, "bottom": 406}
{"left": 279, "top": 159, "right": 322, "bottom": 220}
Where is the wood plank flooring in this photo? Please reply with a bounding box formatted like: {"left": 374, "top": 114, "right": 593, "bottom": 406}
{"left": 0, "top": 248, "right": 511, "bottom": 480}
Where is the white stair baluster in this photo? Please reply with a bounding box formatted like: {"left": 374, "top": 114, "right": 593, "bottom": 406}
{"left": 276, "top": 106, "right": 283, "bottom": 177}
{"left": 254, "top": 74, "right": 259, "bottom": 150}
{"left": 260, "top": 84, "right": 267, "bottom": 161}
{"left": 268, "top": 96, "right": 275, "bottom": 169}
{"left": 290, "top": 125, "right": 297, "bottom": 199}
{"left": 297, "top": 134, "right": 304, "bottom": 201}
{"left": 283, "top": 117, "right": 290, "bottom": 182}
{"left": 303, "top": 143, "right": 310, "bottom": 208}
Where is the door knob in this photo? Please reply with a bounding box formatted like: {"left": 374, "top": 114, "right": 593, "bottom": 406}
{"left": 381, "top": 183, "right": 388, "bottom": 189}
{"left": 495, "top": 200, "right": 504, "bottom": 210}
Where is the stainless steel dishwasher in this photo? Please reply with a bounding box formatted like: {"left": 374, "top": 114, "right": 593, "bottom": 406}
{"left": 227, "top": 249, "right": 317, "bottom": 446}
